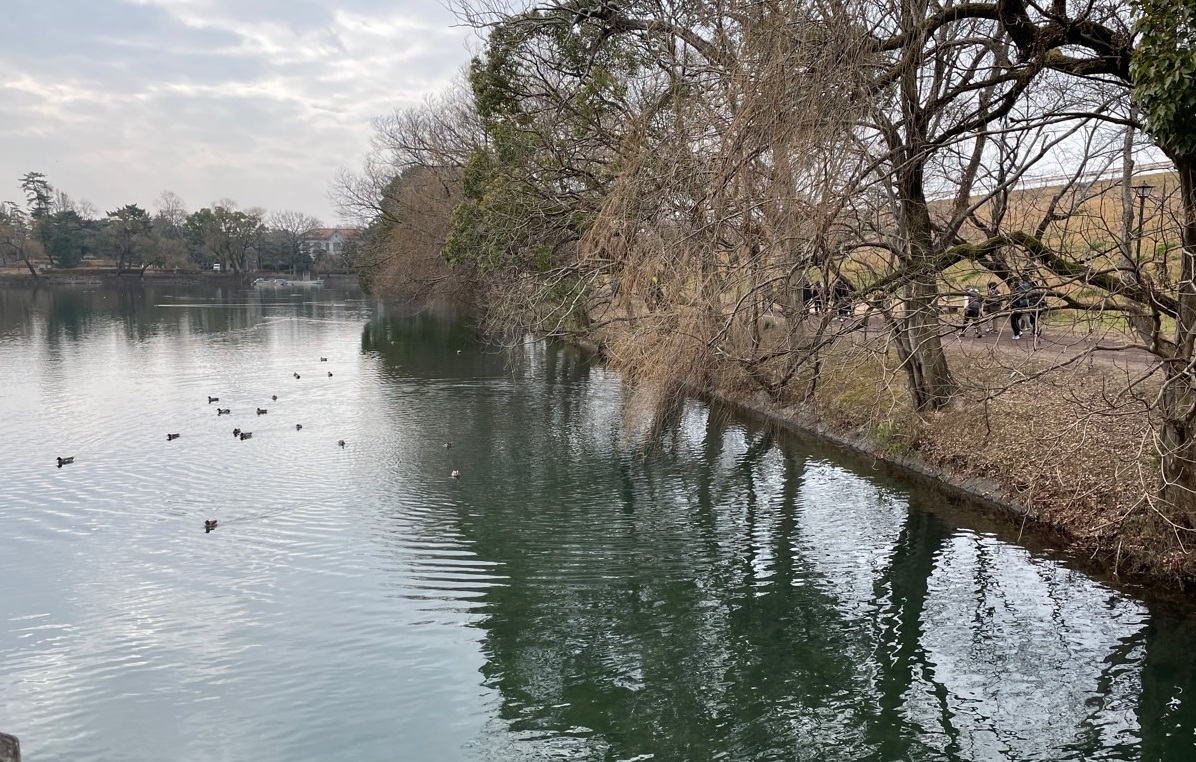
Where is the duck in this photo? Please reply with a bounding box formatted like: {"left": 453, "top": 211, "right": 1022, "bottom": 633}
{"left": 56, "top": 456, "right": 74, "bottom": 468}
{"left": 216, "top": 408, "right": 230, "bottom": 415}
{"left": 293, "top": 373, "right": 301, "bottom": 379}
{"left": 451, "top": 470, "right": 461, "bottom": 479}
{"left": 233, "top": 428, "right": 241, "bottom": 437}
{"left": 327, "top": 372, "right": 333, "bottom": 377}
{"left": 240, "top": 432, "right": 253, "bottom": 440}
{"left": 208, "top": 396, "right": 219, "bottom": 404}
{"left": 204, "top": 519, "right": 218, "bottom": 533}
{"left": 167, "top": 433, "right": 180, "bottom": 441}
{"left": 295, "top": 424, "right": 303, "bottom": 431}
{"left": 256, "top": 408, "right": 268, "bottom": 415}
{"left": 271, "top": 395, "right": 277, "bottom": 401}
{"left": 338, "top": 439, "right": 346, "bottom": 448}
{"left": 444, "top": 442, "right": 453, "bottom": 449}
{"left": 320, "top": 357, "right": 328, "bottom": 362}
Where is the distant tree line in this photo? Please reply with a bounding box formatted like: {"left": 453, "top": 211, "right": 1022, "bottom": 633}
{"left": 0, "top": 172, "right": 332, "bottom": 276}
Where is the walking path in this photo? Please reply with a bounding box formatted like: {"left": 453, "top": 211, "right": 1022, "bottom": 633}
{"left": 945, "top": 314, "right": 1160, "bottom": 371}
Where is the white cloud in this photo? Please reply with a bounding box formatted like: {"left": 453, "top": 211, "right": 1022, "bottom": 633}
{"left": 0, "top": 0, "right": 474, "bottom": 222}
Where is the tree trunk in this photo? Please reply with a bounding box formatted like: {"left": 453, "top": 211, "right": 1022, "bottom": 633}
{"left": 19, "top": 251, "right": 40, "bottom": 279}
{"left": 1120, "top": 110, "right": 1157, "bottom": 339}
{"left": 889, "top": 0, "right": 955, "bottom": 413}
{"left": 1159, "top": 154, "right": 1196, "bottom": 514}
{"left": 897, "top": 272, "right": 954, "bottom": 410}
{"left": 1120, "top": 111, "right": 1136, "bottom": 274}
{"left": 895, "top": 160, "right": 955, "bottom": 411}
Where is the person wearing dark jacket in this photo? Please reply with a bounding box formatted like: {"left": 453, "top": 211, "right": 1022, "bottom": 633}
{"left": 832, "top": 278, "right": 852, "bottom": 320}
{"left": 959, "top": 287, "right": 983, "bottom": 338}
{"left": 1010, "top": 275, "right": 1040, "bottom": 339}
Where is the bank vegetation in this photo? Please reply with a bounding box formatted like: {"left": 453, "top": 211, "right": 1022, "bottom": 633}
{"left": 340, "top": 0, "right": 1196, "bottom": 591}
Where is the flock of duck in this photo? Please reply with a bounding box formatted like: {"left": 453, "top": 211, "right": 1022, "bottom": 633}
{"left": 55, "top": 355, "right": 462, "bottom": 533}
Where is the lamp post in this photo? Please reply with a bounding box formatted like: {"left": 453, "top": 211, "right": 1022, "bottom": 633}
{"left": 1133, "top": 183, "right": 1153, "bottom": 265}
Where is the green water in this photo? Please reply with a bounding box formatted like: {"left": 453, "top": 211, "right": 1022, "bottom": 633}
{"left": 0, "top": 282, "right": 1193, "bottom": 761}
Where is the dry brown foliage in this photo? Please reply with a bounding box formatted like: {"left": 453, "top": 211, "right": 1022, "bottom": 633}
{"left": 356, "top": 166, "right": 477, "bottom": 306}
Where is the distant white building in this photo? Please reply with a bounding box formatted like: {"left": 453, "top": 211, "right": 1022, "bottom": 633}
{"left": 301, "top": 228, "right": 362, "bottom": 261}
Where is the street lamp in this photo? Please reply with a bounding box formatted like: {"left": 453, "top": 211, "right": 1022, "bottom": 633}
{"left": 1133, "top": 183, "right": 1153, "bottom": 264}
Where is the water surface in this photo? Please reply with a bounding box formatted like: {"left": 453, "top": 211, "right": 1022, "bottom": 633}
{"left": 0, "top": 283, "right": 1193, "bottom": 761}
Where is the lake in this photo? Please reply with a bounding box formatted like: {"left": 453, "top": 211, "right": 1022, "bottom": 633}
{"left": 0, "top": 282, "right": 1193, "bottom": 761}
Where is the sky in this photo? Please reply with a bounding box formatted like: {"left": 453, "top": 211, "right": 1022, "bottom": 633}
{"left": 0, "top": 0, "right": 476, "bottom": 226}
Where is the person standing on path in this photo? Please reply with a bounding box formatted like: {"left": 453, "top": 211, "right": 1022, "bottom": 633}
{"left": 1009, "top": 273, "right": 1038, "bottom": 339}
{"left": 960, "top": 287, "right": 984, "bottom": 338}
{"left": 1027, "top": 275, "right": 1046, "bottom": 336}
{"left": 982, "top": 281, "right": 1002, "bottom": 333}
{"left": 1014, "top": 274, "right": 1042, "bottom": 338}
{"left": 832, "top": 278, "right": 853, "bottom": 320}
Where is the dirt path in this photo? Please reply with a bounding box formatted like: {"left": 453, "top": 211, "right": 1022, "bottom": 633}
{"left": 943, "top": 313, "right": 1160, "bottom": 372}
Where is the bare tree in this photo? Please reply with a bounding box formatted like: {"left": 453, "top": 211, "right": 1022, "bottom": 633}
{"left": 333, "top": 76, "right": 482, "bottom": 227}
{"left": 153, "top": 191, "right": 188, "bottom": 237}
{"left": 267, "top": 210, "right": 323, "bottom": 274}
{"left": 337, "top": 75, "right": 484, "bottom": 304}
{"left": 0, "top": 202, "right": 43, "bottom": 277}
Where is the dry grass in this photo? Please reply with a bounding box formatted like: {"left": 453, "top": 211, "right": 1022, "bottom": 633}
{"left": 815, "top": 336, "right": 1182, "bottom": 585}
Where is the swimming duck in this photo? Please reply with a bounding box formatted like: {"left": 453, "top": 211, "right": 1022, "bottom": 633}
{"left": 233, "top": 428, "right": 241, "bottom": 437}
{"left": 271, "top": 395, "right": 277, "bottom": 401}
{"left": 204, "top": 519, "right": 218, "bottom": 533}
{"left": 240, "top": 432, "right": 253, "bottom": 440}
{"left": 320, "top": 357, "right": 328, "bottom": 362}
{"left": 338, "top": 440, "right": 346, "bottom": 448}
{"left": 216, "top": 408, "right": 230, "bottom": 415}
{"left": 295, "top": 424, "right": 303, "bottom": 431}
{"left": 256, "top": 408, "right": 268, "bottom": 415}
{"left": 444, "top": 442, "right": 452, "bottom": 449}
{"left": 56, "top": 456, "right": 74, "bottom": 467}
{"left": 167, "top": 433, "right": 180, "bottom": 441}
{"left": 451, "top": 470, "right": 461, "bottom": 479}
{"left": 327, "top": 372, "right": 333, "bottom": 377}
{"left": 208, "top": 396, "right": 219, "bottom": 403}
{"left": 293, "top": 373, "right": 300, "bottom": 379}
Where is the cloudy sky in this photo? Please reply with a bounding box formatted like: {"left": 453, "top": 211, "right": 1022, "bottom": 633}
{"left": 0, "top": 0, "right": 476, "bottom": 225}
